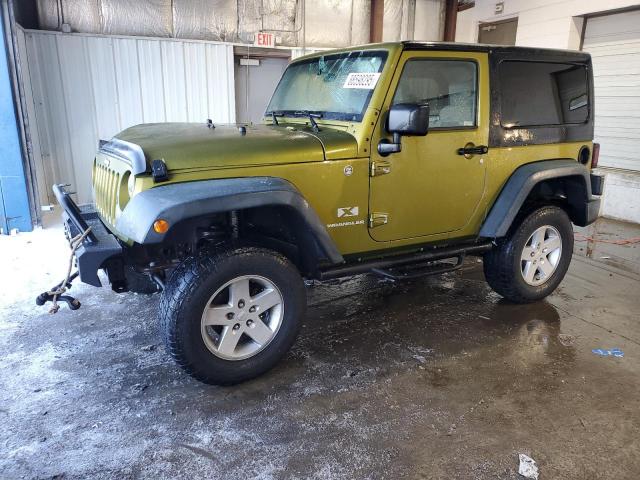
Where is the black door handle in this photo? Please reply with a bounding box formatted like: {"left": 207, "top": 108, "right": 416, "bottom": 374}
{"left": 457, "top": 145, "right": 488, "bottom": 156}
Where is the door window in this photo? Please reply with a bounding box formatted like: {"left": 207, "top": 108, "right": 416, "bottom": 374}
{"left": 392, "top": 59, "right": 478, "bottom": 129}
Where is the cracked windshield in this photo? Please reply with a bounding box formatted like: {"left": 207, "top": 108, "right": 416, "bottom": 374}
{"left": 266, "top": 50, "right": 388, "bottom": 122}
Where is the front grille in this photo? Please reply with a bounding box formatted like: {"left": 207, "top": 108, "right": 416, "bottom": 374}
{"left": 94, "top": 162, "right": 120, "bottom": 225}
{"left": 93, "top": 159, "right": 122, "bottom": 226}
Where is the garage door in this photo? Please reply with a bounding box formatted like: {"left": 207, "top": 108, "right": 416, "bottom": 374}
{"left": 583, "top": 9, "right": 640, "bottom": 171}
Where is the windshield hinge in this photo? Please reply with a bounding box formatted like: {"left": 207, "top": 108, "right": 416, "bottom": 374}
{"left": 370, "top": 160, "right": 392, "bottom": 177}
{"left": 369, "top": 212, "right": 389, "bottom": 228}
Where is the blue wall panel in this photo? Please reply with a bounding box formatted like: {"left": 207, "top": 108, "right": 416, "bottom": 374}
{"left": 0, "top": 16, "right": 31, "bottom": 233}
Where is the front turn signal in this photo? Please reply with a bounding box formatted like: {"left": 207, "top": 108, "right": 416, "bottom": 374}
{"left": 153, "top": 219, "right": 170, "bottom": 234}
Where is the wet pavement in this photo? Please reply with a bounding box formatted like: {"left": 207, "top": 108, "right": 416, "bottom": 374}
{"left": 1, "top": 217, "right": 639, "bottom": 479}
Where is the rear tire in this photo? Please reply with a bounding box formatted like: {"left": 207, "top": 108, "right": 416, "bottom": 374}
{"left": 483, "top": 206, "right": 573, "bottom": 303}
{"left": 159, "top": 246, "right": 306, "bottom": 385}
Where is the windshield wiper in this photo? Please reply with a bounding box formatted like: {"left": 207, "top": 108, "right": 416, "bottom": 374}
{"left": 266, "top": 110, "right": 323, "bottom": 132}
{"left": 268, "top": 110, "right": 285, "bottom": 125}
{"left": 294, "top": 111, "right": 322, "bottom": 133}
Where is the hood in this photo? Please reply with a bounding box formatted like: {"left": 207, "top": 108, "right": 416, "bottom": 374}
{"left": 115, "top": 122, "right": 358, "bottom": 172}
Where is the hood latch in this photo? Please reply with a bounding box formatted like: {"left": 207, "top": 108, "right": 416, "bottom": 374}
{"left": 151, "top": 159, "right": 169, "bottom": 183}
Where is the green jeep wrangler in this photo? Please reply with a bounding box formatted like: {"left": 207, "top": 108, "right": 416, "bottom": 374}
{"left": 45, "top": 41, "right": 603, "bottom": 385}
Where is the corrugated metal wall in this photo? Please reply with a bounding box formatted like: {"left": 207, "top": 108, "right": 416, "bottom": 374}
{"left": 18, "top": 28, "right": 235, "bottom": 205}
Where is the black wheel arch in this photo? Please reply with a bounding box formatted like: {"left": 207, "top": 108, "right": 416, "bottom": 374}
{"left": 480, "top": 159, "right": 601, "bottom": 239}
{"left": 114, "top": 176, "right": 343, "bottom": 275}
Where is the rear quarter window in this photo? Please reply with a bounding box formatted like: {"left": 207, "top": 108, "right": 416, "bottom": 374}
{"left": 499, "top": 61, "right": 589, "bottom": 128}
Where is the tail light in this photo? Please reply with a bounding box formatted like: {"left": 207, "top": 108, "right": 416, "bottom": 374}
{"left": 591, "top": 143, "right": 600, "bottom": 168}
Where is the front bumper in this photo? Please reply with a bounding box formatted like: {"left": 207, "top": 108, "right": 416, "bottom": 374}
{"left": 53, "top": 184, "right": 122, "bottom": 287}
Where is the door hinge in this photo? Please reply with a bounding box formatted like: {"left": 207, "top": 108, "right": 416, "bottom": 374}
{"left": 369, "top": 212, "right": 389, "bottom": 228}
{"left": 370, "top": 160, "right": 391, "bottom": 177}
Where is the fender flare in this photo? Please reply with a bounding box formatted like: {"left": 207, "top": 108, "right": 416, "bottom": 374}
{"left": 479, "top": 159, "right": 601, "bottom": 238}
{"left": 115, "top": 176, "right": 343, "bottom": 264}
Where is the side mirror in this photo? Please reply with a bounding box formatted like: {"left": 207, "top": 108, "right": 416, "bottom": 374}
{"left": 378, "top": 103, "right": 430, "bottom": 156}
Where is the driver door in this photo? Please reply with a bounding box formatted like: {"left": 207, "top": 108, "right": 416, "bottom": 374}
{"left": 368, "top": 51, "right": 489, "bottom": 242}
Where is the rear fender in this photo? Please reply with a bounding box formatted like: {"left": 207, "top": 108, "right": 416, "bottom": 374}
{"left": 480, "top": 159, "right": 601, "bottom": 238}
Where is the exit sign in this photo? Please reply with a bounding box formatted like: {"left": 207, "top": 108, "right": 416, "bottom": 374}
{"left": 255, "top": 32, "right": 276, "bottom": 48}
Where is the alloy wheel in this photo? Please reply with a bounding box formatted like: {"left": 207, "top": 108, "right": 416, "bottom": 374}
{"left": 200, "top": 275, "right": 284, "bottom": 360}
{"left": 520, "top": 225, "right": 563, "bottom": 286}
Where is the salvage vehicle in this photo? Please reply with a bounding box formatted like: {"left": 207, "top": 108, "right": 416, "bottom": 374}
{"left": 42, "top": 41, "right": 603, "bottom": 385}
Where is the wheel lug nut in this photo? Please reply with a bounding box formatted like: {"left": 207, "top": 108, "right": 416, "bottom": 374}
{"left": 246, "top": 319, "right": 253, "bottom": 327}
{"left": 238, "top": 300, "right": 245, "bottom": 309}
{"left": 530, "top": 252, "right": 536, "bottom": 257}
{"left": 249, "top": 306, "right": 256, "bottom": 313}
{"left": 233, "top": 323, "right": 240, "bottom": 331}
{"left": 226, "top": 312, "right": 235, "bottom": 320}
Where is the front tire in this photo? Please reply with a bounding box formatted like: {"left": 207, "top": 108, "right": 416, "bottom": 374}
{"left": 159, "top": 246, "right": 306, "bottom": 385}
{"left": 483, "top": 206, "right": 573, "bottom": 303}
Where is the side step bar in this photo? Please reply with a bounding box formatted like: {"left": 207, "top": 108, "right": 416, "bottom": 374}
{"left": 319, "top": 242, "right": 492, "bottom": 280}
{"left": 371, "top": 254, "right": 465, "bottom": 281}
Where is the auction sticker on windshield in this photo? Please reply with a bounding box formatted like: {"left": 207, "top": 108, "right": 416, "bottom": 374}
{"left": 343, "top": 72, "right": 381, "bottom": 89}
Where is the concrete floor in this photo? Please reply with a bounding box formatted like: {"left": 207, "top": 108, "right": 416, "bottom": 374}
{"left": 1, "top": 216, "right": 639, "bottom": 479}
